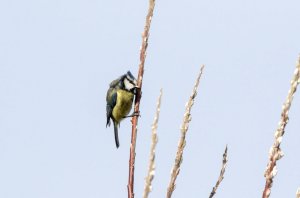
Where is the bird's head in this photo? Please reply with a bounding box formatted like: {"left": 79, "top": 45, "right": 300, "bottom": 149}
{"left": 122, "top": 71, "right": 138, "bottom": 92}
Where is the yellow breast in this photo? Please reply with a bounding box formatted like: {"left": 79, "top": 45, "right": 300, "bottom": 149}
{"left": 112, "top": 89, "right": 134, "bottom": 123}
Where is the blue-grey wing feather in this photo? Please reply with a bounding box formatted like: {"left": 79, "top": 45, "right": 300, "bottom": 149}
{"left": 106, "top": 89, "right": 117, "bottom": 127}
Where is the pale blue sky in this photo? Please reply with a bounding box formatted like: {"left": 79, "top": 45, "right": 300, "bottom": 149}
{"left": 0, "top": 0, "right": 300, "bottom": 197}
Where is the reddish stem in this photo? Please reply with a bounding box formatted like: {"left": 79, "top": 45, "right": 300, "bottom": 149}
{"left": 127, "top": 0, "right": 155, "bottom": 197}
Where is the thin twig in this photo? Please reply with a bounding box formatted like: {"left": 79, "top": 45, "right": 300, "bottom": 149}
{"left": 296, "top": 188, "right": 300, "bottom": 198}
{"left": 143, "top": 89, "right": 163, "bottom": 198}
{"left": 262, "top": 56, "right": 300, "bottom": 198}
{"left": 166, "top": 65, "right": 205, "bottom": 198}
{"left": 127, "top": 0, "right": 156, "bottom": 197}
{"left": 209, "top": 145, "right": 228, "bottom": 198}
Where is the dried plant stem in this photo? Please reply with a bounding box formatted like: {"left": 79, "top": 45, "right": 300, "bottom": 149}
{"left": 297, "top": 188, "right": 300, "bottom": 198}
{"left": 166, "top": 65, "right": 205, "bottom": 198}
{"left": 262, "top": 56, "right": 300, "bottom": 198}
{"left": 143, "top": 89, "right": 163, "bottom": 198}
{"left": 127, "top": 0, "right": 156, "bottom": 197}
{"left": 209, "top": 145, "right": 228, "bottom": 198}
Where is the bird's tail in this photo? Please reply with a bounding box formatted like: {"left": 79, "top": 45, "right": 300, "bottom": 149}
{"left": 113, "top": 121, "right": 120, "bottom": 148}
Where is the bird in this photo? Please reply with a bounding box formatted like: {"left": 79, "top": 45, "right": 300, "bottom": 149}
{"left": 106, "top": 71, "right": 138, "bottom": 148}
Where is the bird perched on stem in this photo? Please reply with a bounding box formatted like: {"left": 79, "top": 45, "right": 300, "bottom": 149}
{"left": 106, "top": 71, "right": 138, "bottom": 148}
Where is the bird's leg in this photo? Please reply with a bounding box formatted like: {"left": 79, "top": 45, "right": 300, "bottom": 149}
{"left": 124, "top": 111, "right": 140, "bottom": 118}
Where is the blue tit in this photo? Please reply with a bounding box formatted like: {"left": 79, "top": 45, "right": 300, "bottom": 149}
{"left": 106, "top": 71, "right": 138, "bottom": 148}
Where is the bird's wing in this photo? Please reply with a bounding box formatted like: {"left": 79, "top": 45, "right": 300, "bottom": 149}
{"left": 106, "top": 89, "right": 117, "bottom": 127}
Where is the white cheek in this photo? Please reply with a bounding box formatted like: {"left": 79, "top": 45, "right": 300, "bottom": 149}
{"left": 124, "top": 79, "right": 134, "bottom": 90}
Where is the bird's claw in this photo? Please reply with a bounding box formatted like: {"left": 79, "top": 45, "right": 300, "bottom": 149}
{"left": 124, "top": 111, "right": 141, "bottom": 118}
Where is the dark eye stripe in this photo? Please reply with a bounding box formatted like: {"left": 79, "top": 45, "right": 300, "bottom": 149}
{"left": 125, "top": 76, "right": 135, "bottom": 85}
